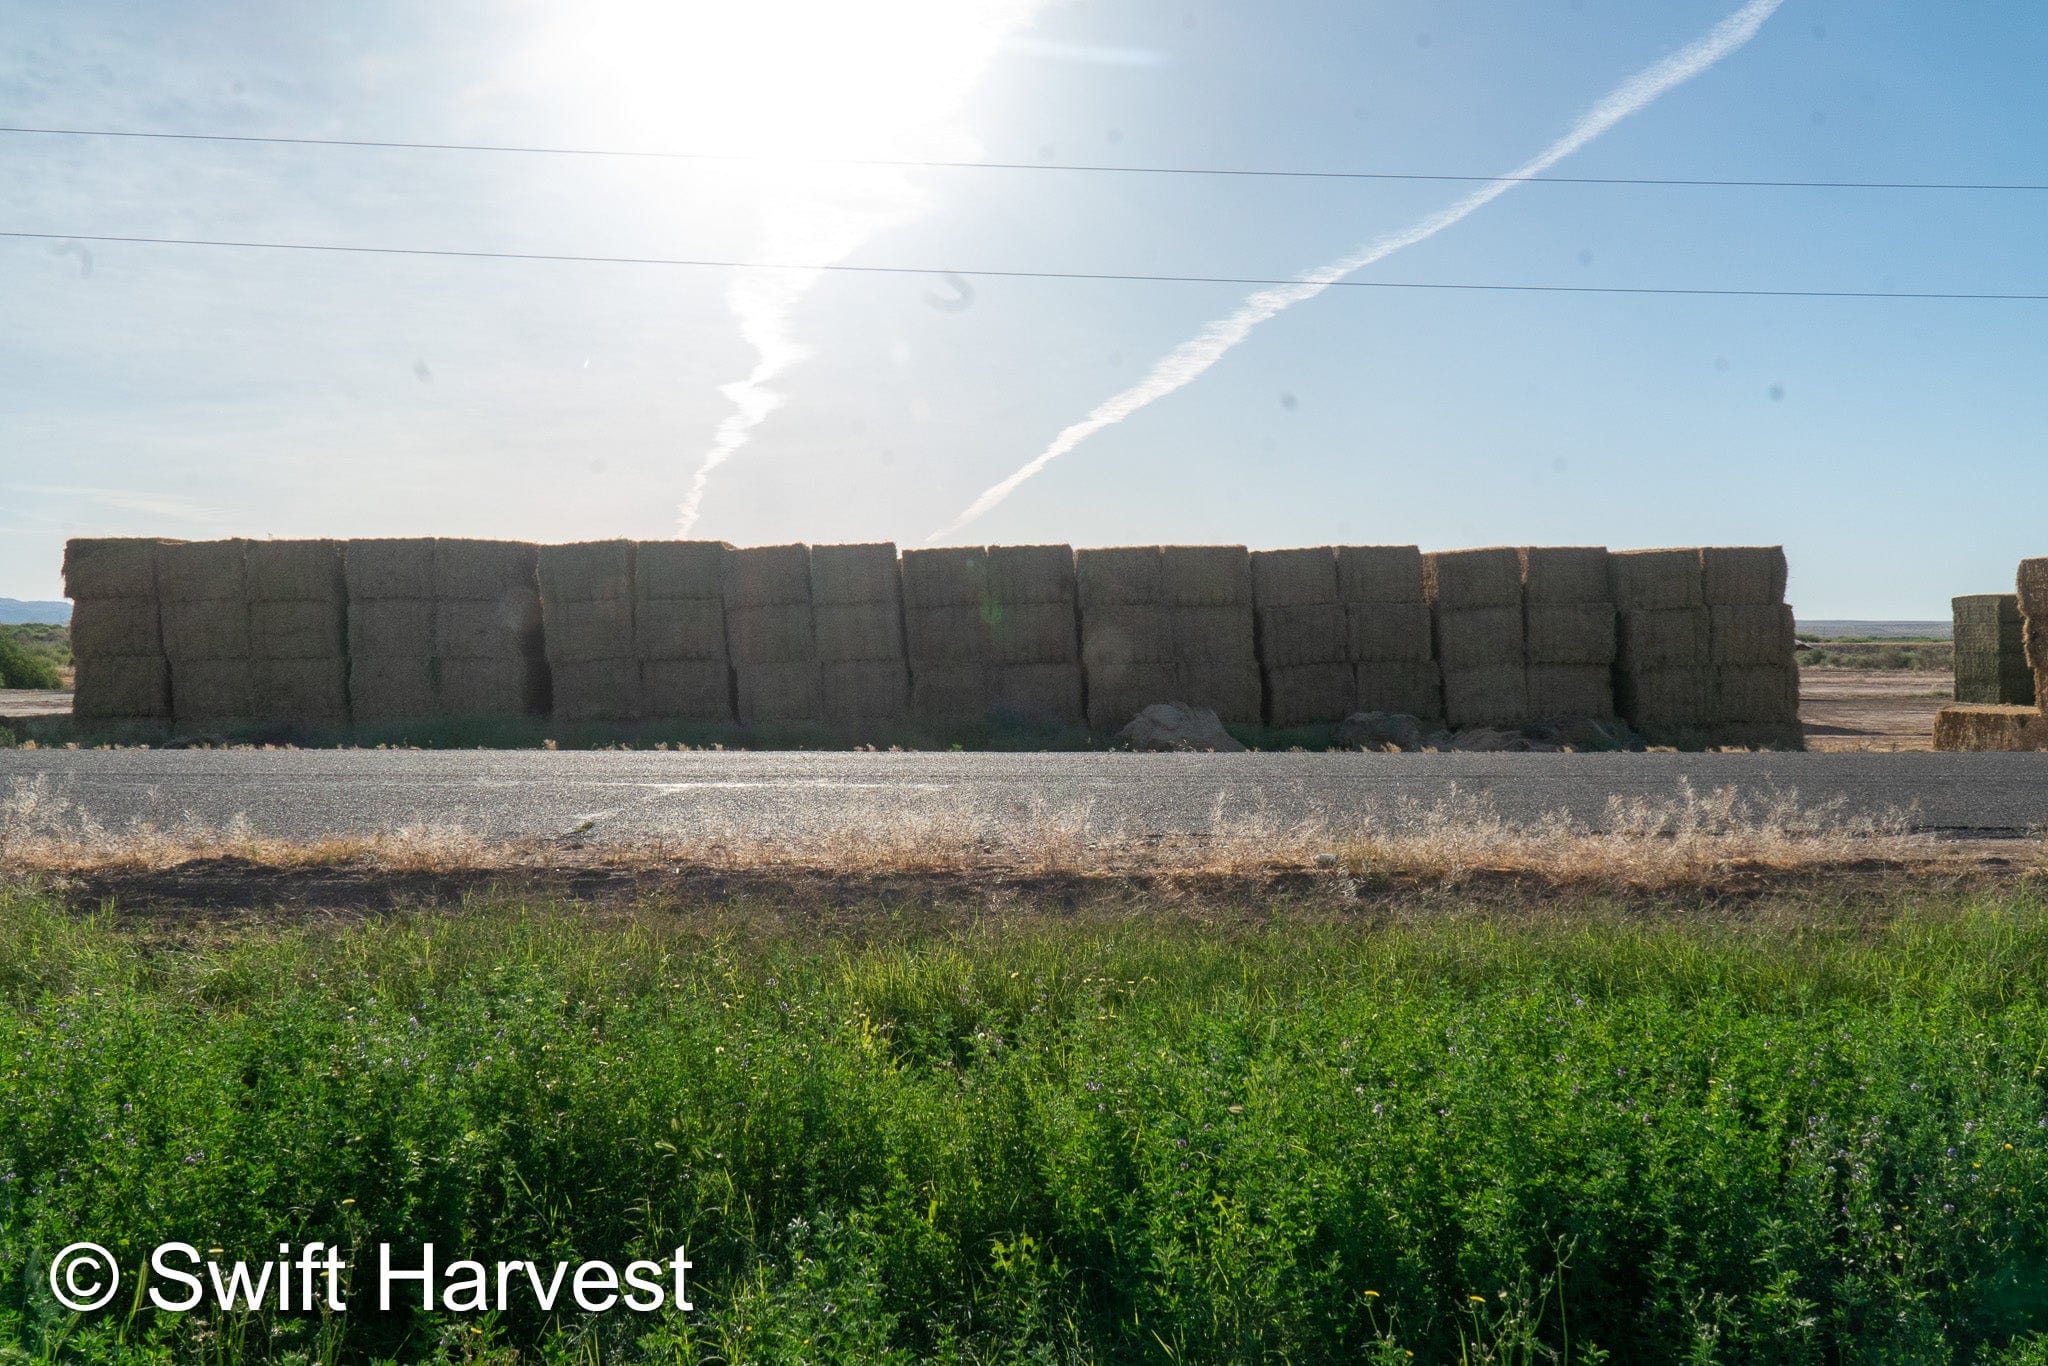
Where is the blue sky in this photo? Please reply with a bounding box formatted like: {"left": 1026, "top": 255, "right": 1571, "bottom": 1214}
{"left": 2, "top": 0, "right": 2043, "bottom": 615}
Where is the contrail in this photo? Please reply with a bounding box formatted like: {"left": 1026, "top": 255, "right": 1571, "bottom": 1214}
{"left": 928, "top": 0, "right": 1784, "bottom": 542}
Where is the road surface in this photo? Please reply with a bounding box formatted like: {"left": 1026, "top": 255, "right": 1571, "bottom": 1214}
{"left": 3, "top": 750, "right": 2045, "bottom": 841}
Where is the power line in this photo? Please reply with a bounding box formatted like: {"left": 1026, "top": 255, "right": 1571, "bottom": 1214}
{"left": 3, "top": 122, "right": 2045, "bottom": 193}
{"left": 5, "top": 227, "right": 2043, "bottom": 301}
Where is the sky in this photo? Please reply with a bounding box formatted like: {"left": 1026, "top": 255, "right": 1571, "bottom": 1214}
{"left": 2, "top": 0, "right": 2044, "bottom": 616}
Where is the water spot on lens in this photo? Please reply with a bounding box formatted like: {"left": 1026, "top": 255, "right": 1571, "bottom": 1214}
{"left": 413, "top": 360, "right": 434, "bottom": 384}
{"left": 1576, "top": 249, "right": 1593, "bottom": 266}
{"left": 1714, "top": 357, "right": 1730, "bottom": 372}
{"left": 1280, "top": 392, "right": 1298, "bottom": 411}
{"left": 1106, "top": 127, "right": 1122, "bottom": 144}
{"left": 1414, "top": 32, "right": 1431, "bottom": 47}
{"left": 1768, "top": 384, "right": 1785, "bottom": 402}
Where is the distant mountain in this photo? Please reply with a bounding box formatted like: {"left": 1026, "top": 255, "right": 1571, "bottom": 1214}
{"left": 1796, "top": 619, "right": 1949, "bottom": 640}
{"left": 0, "top": 599, "right": 71, "bottom": 625}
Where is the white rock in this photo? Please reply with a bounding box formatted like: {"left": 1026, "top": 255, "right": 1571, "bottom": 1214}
{"left": 1116, "top": 702, "right": 1246, "bottom": 752}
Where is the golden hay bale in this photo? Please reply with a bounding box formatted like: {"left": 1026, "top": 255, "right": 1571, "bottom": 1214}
{"left": 1170, "top": 604, "right": 1257, "bottom": 667}
{"left": 161, "top": 599, "right": 251, "bottom": 663}
{"left": 721, "top": 544, "right": 813, "bottom": 610}
{"left": 170, "top": 658, "right": 254, "bottom": 722}
{"left": 1084, "top": 664, "right": 1181, "bottom": 730}
{"left": 1421, "top": 548, "right": 1522, "bottom": 611}
{"left": 433, "top": 540, "right": 539, "bottom": 601}
{"left": 1617, "top": 608, "right": 1711, "bottom": 670}
{"left": 1933, "top": 704, "right": 2048, "bottom": 752}
{"left": 344, "top": 539, "right": 437, "bottom": 601}
{"left": 1519, "top": 546, "right": 1611, "bottom": 605}
{"left": 987, "top": 544, "right": 1075, "bottom": 606}
{"left": 724, "top": 603, "right": 817, "bottom": 667}
{"left": 634, "top": 541, "right": 729, "bottom": 602}
{"left": 1172, "top": 662, "right": 1262, "bottom": 724}
{"left": 988, "top": 602, "right": 1080, "bottom": 665}
{"left": 1952, "top": 595, "right": 2022, "bottom": 656}
{"left": 347, "top": 600, "right": 434, "bottom": 657}
{"left": 1434, "top": 606, "right": 1525, "bottom": 671}
{"left": 1249, "top": 547, "right": 1337, "bottom": 608}
{"left": 539, "top": 541, "right": 635, "bottom": 605}
{"left": 64, "top": 537, "right": 177, "bottom": 601}
{"left": 634, "top": 597, "right": 728, "bottom": 662}
{"left": 72, "top": 656, "right": 170, "bottom": 719}
{"left": 440, "top": 655, "right": 550, "bottom": 717}
{"left": 1076, "top": 546, "right": 1165, "bottom": 608}
{"left": 2018, "top": 559, "right": 2048, "bottom": 623}
{"left": 348, "top": 655, "right": 437, "bottom": 722}
{"left": 247, "top": 657, "right": 348, "bottom": 723}
{"left": 1080, "top": 605, "right": 1173, "bottom": 673}
{"left": 821, "top": 660, "right": 911, "bottom": 726}
{"left": 157, "top": 540, "right": 249, "bottom": 602}
{"left": 809, "top": 542, "right": 901, "bottom": 606}
{"left": 435, "top": 592, "right": 544, "bottom": 660}
{"left": 906, "top": 604, "right": 993, "bottom": 664}
{"left": 1616, "top": 668, "right": 1714, "bottom": 730}
{"left": 1526, "top": 664, "right": 1614, "bottom": 721}
{"left": 996, "top": 663, "right": 1084, "bottom": 725}
{"left": 1262, "top": 663, "right": 1354, "bottom": 727}
{"left": 1442, "top": 665, "right": 1530, "bottom": 728}
{"left": 1525, "top": 604, "right": 1617, "bottom": 666}
{"left": 69, "top": 598, "right": 162, "bottom": 658}
{"left": 551, "top": 659, "right": 641, "bottom": 723}
{"left": 1708, "top": 604, "right": 1796, "bottom": 666}
{"left": 1336, "top": 545, "right": 1425, "bottom": 605}
{"left": 1253, "top": 603, "right": 1347, "bottom": 668}
{"left": 1700, "top": 546, "right": 1789, "bottom": 606}
{"left": 639, "top": 658, "right": 735, "bottom": 722}
{"left": 1160, "top": 545, "right": 1252, "bottom": 607}
{"left": 1714, "top": 664, "right": 1800, "bottom": 725}
{"left": 1608, "top": 548, "right": 1704, "bottom": 610}
{"left": 734, "top": 661, "right": 824, "bottom": 725}
{"left": 544, "top": 598, "right": 635, "bottom": 666}
{"left": 911, "top": 662, "right": 998, "bottom": 723}
{"left": 814, "top": 601, "right": 906, "bottom": 663}
{"left": 245, "top": 540, "right": 344, "bottom": 603}
{"left": 1345, "top": 602, "right": 1432, "bottom": 664}
{"left": 902, "top": 546, "right": 989, "bottom": 609}
{"left": 249, "top": 599, "right": 345, "bottom": 660}
{"left": 1354, "top": 660, "right": 1444, "bottom": 721}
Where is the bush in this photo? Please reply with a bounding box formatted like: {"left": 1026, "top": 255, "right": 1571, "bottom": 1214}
{"left": 0, "top": 630, "right": 61, "bottom": 689}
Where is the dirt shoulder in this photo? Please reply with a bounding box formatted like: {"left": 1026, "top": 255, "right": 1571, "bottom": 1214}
{"left": 1801, "top": 667, "right": 1953, "bottom": 752}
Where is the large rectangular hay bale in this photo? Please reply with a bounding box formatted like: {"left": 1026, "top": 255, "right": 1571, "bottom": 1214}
{"left": 1076, "top": 546, "right": 1164, "bottom": 608}
{"left": 1617, "top": 608, "right": 1711, "bottom": 670}
{"left": 247, "top": 657, "right": 349, "bottom": 723}
{"left": 1346, "top": 602, "right": 1432, "bottom": 664}
{"left": 348, "top": 655, "right": 437, "bottom": 722}
{"left": 986, "top": 545, "right": 1074, "bottom": 606}
{"left": 1525, "top": 604, "right": 1617, "bottom": 666}
{"left": 170, "top": 658, "right": 253, "bottom": 722}
{"left": 1442, "top": 665, "right": 1530, "bottom": 728}
{"left": 735, "top": 661, "right": 823, "bottom": 725}
{"left": 1160, "top": 545, "right": 1251, "bottom": 607}
{"left": 434, "top": 540, "right": 538, "bottom": 600}
{"left": 905, "top": 604, "right": 993, "bottom": 664}
{"left": 634, "top": 597, "right": 727, "bottom": 662}
{"left": 157, "top": 540, "right": 249, "bottom": 602}
{"left": 995, "top": 663, "right": 1084, "bottom": 725}
{"left": 1708, "top": 604, "right": 1796, "bottom": 666}
{"left": 539, "top": 541, "right": 634, "bottom": 604}
{"left": 722, "top": 544, "right": 813, "bottom": 610}
{"left": 344, "top": 538, "right": 437, "bottom": 601}
{"left": 1249, "top": 547, "right": 1336, "bottom": 608}
{"left": 634, "top": 541, "right": 728, "bottom": 602}
{"left": 1526, "top": 664, "right": 1614, "bottom": 720}
{"left": 249, "top": 599, "right": 345, "bottom": 660}
{"left": 545, "top": 598, "right": 634, "bottom": 665}
{"left": 814, "top": 601, "right": 905, "bottom": 663}
{"left": 809, "top": 543, "right": 901, "bottom": 606}
{"left": 72, "top": 656, "right": 170, "bottom": 719}
{"left": 435, "top": 593, "right": 543, "bottom": 660}
{"left": 246, "top": 540, "right": 344, "bottom": 602}
{"left": 725, "top": 603, "right": 816, "bottom": 667}
{"left": 1336, "top": 545, "right": 1425, "bottom": 605}
{"left": 1952, "top": 595, "right": 2023, "bottom": 656}
{"left": 64, "top": 537, "right": 174, "bottom": 601}
{"left": 1172, "top": 662, "right": 1262, "bottom": 725}
{"left": 1616, "top": 668, "right": 1715, "bottom": 730}
{"left": 348, "top": 600, "right": 434, "bottom": 656}
{"left": 1609, "top": 549, "right": 1704, "bottom": 610}
{"left": 989, "top": 602, "right": 1079, "bottom": 665}
{"left": 1422, "top": 548, "right": 1522, "bottom": 611}
{"left": 551, "top": 658, "right": 641, "bottom": 723}
{"left": 1933, "top": 704, "right": 2048, "bottom": 752}
{"left": 1715, "top": 664, "right": 1799, "bottom": 725}
{"left": 1355, "top": 660, "right": 1444, "bottom": 720}
{"left": 161, "top": 599, "right": 251, "bottom": 662}
{"left": 69, "top": 598, "right": 162, "bottom": 658}
{"left": 1170, "top": 605, "right": 1256, "bottom": 667}
{"left": 910, "top": 662, "right": 997, "bottom": 724}
{"left": 1700, "top": 546, "right": 1789, "bottom": 606}
{"left": 902, "top": 547, "right": 989, "bottom": 609}
{"left": 1254, "top": 603, "right": 1346, "bottom": 668}
{"left": 1519, "top": 547, "right": 1611, "bottom": 605}
{"left": 1080, "top": 605, "right": 1172, "bottom": 673}
{"left": 639, "top": 658, "right": 733, "bottom": 722}
{"left": 1262, "top": 663, "right": 1353, "bottom": 727}
{"left": 1953, "top": 655, "right": 2034, "bottom": 706}
{"left": 1435, "top": 606, "right": 1525, "bottom": 672}
{"left": 821, "top": 660, "right": 910, "bottom": 726}
{"left": 440, "top": 655, "right": 549, "bottom": 717}
{"left": 1085, "top": 664, "right": 1180, "bottom": 730}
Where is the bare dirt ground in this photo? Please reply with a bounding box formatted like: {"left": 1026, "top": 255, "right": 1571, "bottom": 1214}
{"left": 0, "top": 689, "right": 72, "bottom": 719}
{"left": 1801, "top": 668, "right": 1952, "bottom": 752}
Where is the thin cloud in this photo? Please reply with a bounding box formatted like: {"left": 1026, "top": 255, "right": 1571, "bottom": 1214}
{"left": 7, "top": 483, "right": 222, "bottom": 521}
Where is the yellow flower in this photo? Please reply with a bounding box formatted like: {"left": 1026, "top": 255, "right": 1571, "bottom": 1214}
{"left": 1469, "top": 1295, "right": 1486, "bottom": 1303}
{"left": 1364, "top": 1290, "right": 1380, "bottom": 1298}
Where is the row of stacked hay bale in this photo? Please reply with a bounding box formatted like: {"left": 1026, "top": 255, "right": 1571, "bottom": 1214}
{"left": 346, "top": 539, "right": 546, "bottom": 722}
{"left": 1609, "top": 545, "right": 1798, "bottom": 742}
{"left": 1936, "top": 563, "right": 2048, "bottom": 749}
{"left": 64, "top": 538, "right": 173, "bottom": 721}
{"left": 537, "top": 539, "right": 737, "bottom": 723}
{"left": 901, "top": 545, "right": 1085, "bottom": 727}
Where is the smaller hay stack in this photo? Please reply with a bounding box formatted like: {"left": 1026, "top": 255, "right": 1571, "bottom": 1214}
{"left": 1423, "top": 547, "right": 1528, "bottom": 727}
{"left": 903, "top": 546, "right": 997, "bottom": 725}
{"left": 345, "top": 538, "right": 439, "bottom": 722}
{"left": 811, "top": 542, "right": 909, "bottom": 730}
{"left": 1162, "top": 545, "right": 1260, "bottom": 724}
{"left": 1701, "top": 547, "right": 1798, "bottom": 744}
{"left": 986, "top": 545, "right": 1083, "bottom": 725}
{"left": 634, "top": 541, "right": 733, "bottom": 723}
{"left": 246, "top": 540, "right": 348, "bottom": 725}
{"left": 1610, "top": 548, "right": 1713, "bottom": 736}
{"left": 64, "top": 537, "right": 176, "bottom": 721}
{"left": 1339, "top": 545, "right": 1440, "bottom": 719}
{"left": 431, "top": 540, "right": 547, "bottom": 718}
{"left": 1079, "top": 547, "right": 1175, "bottom": 730}
{"left": 540, "top": 540, "right": 638, "bottom": 722}
{"left": 2017, "top": 560, "right": 2048, "bottom": 710}
{"left": 1952, "top": 594, "right": 2033, "bottom": 706}
{"left": 722, "top": 544, "right": 822, "bottom": 726}
{"left": 1252, "top": 547, "right": 1350, "bottom": 726}
{"left": 1520, "top": 546, "right": 1614, "bottom": 720}
{"left": 158, "top": 539, "right": 254, "bottom": 723}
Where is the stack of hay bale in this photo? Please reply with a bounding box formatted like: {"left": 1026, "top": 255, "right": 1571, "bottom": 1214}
{"left": 1610, "top": 548, "right": 1713, "bottom": 737}
{"left": 1423, "top": 548, "right": 1529, "bottom": 727}
{"left": 1078, "top": 547, "right": 1176, "bottom": 730}
{"left": 245, "top": 540, "right": 348, "bottom": 726}
{"left": 635, "top": 541, "right": 734, "bottom": 723}
{"left": 1702, "top": 546, "right": 1798, "bottom": 743}
{"left": 1161, "top": 545, "right": 1261, "bottom": 724}
{"left": 1340, "top": 545, "right": 1441, "bottom": 719}
{"left": 344, "top": 538, "right": 439, "bottom": 722}
{"left": 722, "top": 544, "right": 822, "bottom": 727}
{"left": 2019, "top": 560, "right": 2048, "bottom": 714}
{"left": 810, "top": 542, "right": 909, "bottom": 730}
{"left": 1520, "top": 546, "right": 1615, "bottom": 719}
{"left": 986, "top": 545, "right": 1084, "bottom": 725}
{"left": 158, "top": 539, "right": 254, "bottom": 724}
{"left": 903, "top": 547, "right": 997, "bottom": 725}
{"left": 539, "top": 540, "right": 637, "bottom": 722}
{"left": 63, "top": 537, "right": 174, "bottom": 722}
{"left": 431, "top": 540, "right": 547, "bottom": 718}
{"left": 1951, "top": 594, "right": 2032, "bottom": 706}
{"left": 1251, "top": 547, "right": 1351, "bottom": 726}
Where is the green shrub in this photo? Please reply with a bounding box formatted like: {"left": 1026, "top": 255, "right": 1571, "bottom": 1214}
{"left": 0, "top": 630, "right": 61, "bottom": 689}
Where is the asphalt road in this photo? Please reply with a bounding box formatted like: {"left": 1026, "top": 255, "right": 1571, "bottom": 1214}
{"left": 3, "top": 749, "right": 2047, "bottom": 841}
